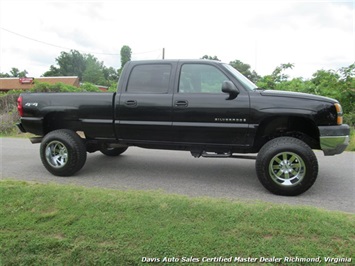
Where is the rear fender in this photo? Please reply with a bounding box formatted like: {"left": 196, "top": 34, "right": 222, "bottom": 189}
{"left": 43, "top": 109, "right": 81, "bottom": 135}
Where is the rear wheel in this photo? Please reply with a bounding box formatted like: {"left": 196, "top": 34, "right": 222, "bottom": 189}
{"left": 100, "top": 147, "right": 128, "bottom": 157}
{"left": 256, "top": 137, "right": 318, "bottom": 196}
{"left": 40, "top": 129, "right": 87, "bottom": 176}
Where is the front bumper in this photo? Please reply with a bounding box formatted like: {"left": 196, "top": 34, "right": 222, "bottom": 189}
{"left": 318, "top": 124, "right": 350, "bottom": 156}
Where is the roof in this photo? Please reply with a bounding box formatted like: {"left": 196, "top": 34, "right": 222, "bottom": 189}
{"left": 0, "top": 76, "right": 80, "bottom": 91}
{"left": 129, "top": 59, "right": 225, "bottom": 64}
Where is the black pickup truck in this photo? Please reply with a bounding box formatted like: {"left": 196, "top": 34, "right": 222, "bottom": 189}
{"left": 17, "top": 60, "right": 350, "bottom": 196}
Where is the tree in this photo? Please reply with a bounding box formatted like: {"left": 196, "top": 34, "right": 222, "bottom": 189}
{"left": 0, "top": 72, "right": 10, "bottom": 78}
{"left": 43, "top": 50, "right": 86, "bottom": 80}
{"left": 42, "top": 50, "right": 120, "bottom": 86}
{"left": 0, "top": 67, "right": 28, "bottom": 77}
{"left": 82, "top": 55, "right": 106, "bottom": 85}
{"left": 339, "top": 63, "right": 355, "bottom": 84}
{"left": 201, "top": 55, "right": 220, "bottom": 61}
{"left": 229, "top": 59, "right": 260, "bottom": 83}
{"left": 43, "top": 65, "right": 61, "bottom": 77}
{"left": 103, "top": 66, "right": 119, "bottom": 84}
{"left": 120, "top": 45, "right": 132, "bottom": 68}
{"left": 10, "top": 68, "right": 20, "bottom": 77}
{"left": 338, "top": 63, "right": 355, "bottom": 118}
{"left": 255, "top": 62, "right": 354, "bottom": 125}
{"left": 5, "top": 67, "right": 28, "bottom": 77}
{"left": 257, "top": 63, "right": 294, "bottom": 90}
{"left": 311, "top": 67, "right": 354, "bottom": 117}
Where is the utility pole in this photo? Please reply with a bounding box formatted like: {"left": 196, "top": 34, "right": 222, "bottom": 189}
{"left": 162, "top": 48, "right": 165, "bottom": 59}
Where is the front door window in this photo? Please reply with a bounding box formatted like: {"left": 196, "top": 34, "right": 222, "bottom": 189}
{"left": 178, "top": 64, "right": 228, "bottom": 94}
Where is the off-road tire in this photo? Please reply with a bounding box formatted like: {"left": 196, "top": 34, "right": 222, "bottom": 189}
{"left": 40, "top": 129, "right": 87, "bottom": 176}
{"left": 256, "top": 137, "right": 318, "bottom": 196}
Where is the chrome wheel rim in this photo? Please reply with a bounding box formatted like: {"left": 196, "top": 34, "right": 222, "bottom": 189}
{"left": 45, "top": 141, "right": 68, "bottom": 168}
{"left": 269, "top": 152, "right": 306, "bottom": 187}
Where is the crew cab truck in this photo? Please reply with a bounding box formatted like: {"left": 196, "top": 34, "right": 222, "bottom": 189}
{"left": 17, "top": 60, "right": 350, "bottom": 196}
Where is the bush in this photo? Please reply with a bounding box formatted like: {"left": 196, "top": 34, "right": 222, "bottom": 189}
{"left": 29, "top": 81, "right": 105, "bottom": 93}
{"left": 344, "top": 113, "right": 355, "bottom": 128}
{"left": 0, "top": 81, "right": 105, "bottom": 135}
{"left": 80, "top": 82, "right": 102, "bottom": 92}
{"left": 0, "top": 108, "right": 19, "bottom": 135}
{"left": 30, "top": 82, "right": 83, "bottom": 93}
{"left": 0, "top": 93, "right": 20, "bottom": 135}
{"left": 0, "top": 93, "right": 19, "bottom": 114}
{"left": 108, "top": 82, "right": 118, "bottom": 92}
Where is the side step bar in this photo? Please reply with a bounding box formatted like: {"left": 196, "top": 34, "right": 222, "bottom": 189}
{"left": 191, "top": 151, "right": 256, "bottom": 160}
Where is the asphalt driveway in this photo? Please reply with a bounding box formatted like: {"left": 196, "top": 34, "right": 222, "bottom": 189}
{"left": 1, "top": 137, "right": 354, "bottom": 213}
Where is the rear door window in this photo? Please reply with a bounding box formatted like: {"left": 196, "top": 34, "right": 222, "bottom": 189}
{"left": 126, "top": 64, "right": 171, "bottom": 94}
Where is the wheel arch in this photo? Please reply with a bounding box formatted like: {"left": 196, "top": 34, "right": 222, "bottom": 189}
{"left": 42, "top": 111, "right": 82, "bottom": 135}
{"left": 253, "top": 115, "right": 320, "bottom": 152}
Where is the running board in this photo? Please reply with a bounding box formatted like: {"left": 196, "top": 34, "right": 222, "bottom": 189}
{"left": 231, "top": 154, "right": 257, "bottom": 160}
{"left": 202, "top": 151, "right": 232, "bottom": 158}
{"left": 191, "top": 151, "right": 256, "bottom": 160}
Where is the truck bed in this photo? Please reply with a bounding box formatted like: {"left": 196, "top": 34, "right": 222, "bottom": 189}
{"left": 19, "top": 92, "right": 116, "bottom": 139}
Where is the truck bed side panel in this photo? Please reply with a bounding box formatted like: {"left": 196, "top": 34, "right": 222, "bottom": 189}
{"left": 20, "top": 92, "right": 116, "bottom": 139}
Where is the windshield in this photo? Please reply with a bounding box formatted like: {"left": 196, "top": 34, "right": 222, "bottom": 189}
{"left": 223, "top": 64, "right": 257, "bottom": 91}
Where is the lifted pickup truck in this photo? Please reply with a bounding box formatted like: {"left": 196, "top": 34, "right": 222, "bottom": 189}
{"left": 17, "top": 60, "right": 350, "bottom": 196}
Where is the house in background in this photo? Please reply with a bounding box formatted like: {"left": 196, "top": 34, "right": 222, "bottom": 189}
{"left": 0, "top": 76, "right": 80, "bottom": 92}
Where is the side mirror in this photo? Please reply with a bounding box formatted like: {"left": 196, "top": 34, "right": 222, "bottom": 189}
{"left": 222, "top": 81, "right": 239, "bottom": 100}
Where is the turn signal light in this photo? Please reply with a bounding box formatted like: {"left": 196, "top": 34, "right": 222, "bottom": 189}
{"left": 334, "top": 103, "right": 343, "bottom": 125}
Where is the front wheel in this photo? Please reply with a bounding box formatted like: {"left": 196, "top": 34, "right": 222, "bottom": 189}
{"left": 40, "top": 129, "right": 87, "bottom": 176}
{"left": 256, "top": 137, "right": 318, "bottom": 196}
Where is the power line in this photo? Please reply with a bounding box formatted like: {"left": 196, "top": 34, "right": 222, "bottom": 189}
{"left": 0, "top": 27, "right": 161, "bottom": 56}
{"left": 1, "top": 27, "right": 76, "bottom": 51}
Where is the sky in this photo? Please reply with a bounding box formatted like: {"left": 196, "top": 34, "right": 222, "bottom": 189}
{"left": 0, "top": 0, "right": 354, "bottom": 79}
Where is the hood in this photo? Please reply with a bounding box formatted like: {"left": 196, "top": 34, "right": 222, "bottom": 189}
{"left": 260, "top": 90, "right": 337, "bottom": 103}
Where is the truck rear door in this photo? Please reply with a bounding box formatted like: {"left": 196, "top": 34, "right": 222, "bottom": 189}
{"left": 114, "top": 62, "right": 175, "bottom": 142}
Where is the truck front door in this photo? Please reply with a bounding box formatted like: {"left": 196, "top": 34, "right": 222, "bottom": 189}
{"left": 172, "top": 63, "right": 250, "bottom": 147}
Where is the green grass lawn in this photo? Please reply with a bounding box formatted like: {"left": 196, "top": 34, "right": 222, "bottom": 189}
{"left": 0, "top": 181, "right": 354, "bottom": 265}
